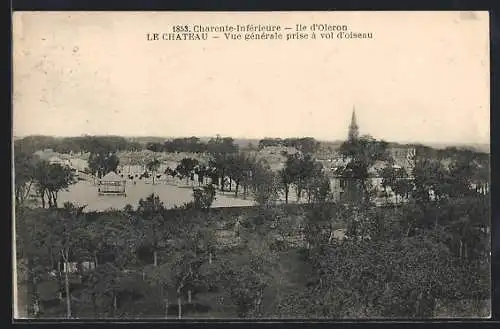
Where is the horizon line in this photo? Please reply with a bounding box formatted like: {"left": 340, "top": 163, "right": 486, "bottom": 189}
{"left": 13, "top": 133, "right": 490, "bottom": 147}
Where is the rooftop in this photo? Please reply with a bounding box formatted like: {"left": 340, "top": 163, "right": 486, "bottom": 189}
{"left": 100, "top": 171, "right": 124, "bottom": 182}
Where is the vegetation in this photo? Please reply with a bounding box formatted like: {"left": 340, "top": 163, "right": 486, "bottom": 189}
{"left": 14, "top": 135, "right": 138, "bottom": 155}
{"left": 146, "top": 159, "right": 161, "bottom": 185}
{"left": 257, "top": 137, "right": 320, "bottom": 154}
{"left": 14, "top": 133, "right": 490, "bottom": 319}
{"left": 14, "top": 145, "right": 77, "bottom": 209}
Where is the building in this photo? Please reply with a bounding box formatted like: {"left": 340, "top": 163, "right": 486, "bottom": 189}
{"left": 48, "top": 155, "right": 67, "bottom": 166}
{"left": 98, "top": 171, "right": 127, "bottom": 196}
{"left": 348, "top": 107, "right": 360, "bottom": 141}
{"left": 119, "top": 164, "right": 146, "bottom": 176}
{"left": 68, "top": 157, "right": 88, "bottom": 172}
{"left": 330, "top": 107, "right": 416, "bottom": 203}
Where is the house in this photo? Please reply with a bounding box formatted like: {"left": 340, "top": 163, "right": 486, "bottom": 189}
{"left": 98, "top": 171, "right": 127, "bottom": 196}
{"left": 68, "top": 157, "right": 88, "bottom": 172}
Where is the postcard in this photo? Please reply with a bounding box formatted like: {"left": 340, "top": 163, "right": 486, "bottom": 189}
{"left": 12, "top": 11, "right": 490, "bottom": 319}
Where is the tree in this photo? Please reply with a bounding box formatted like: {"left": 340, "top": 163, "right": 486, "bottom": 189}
{"left": 206, "top": 136, "right": 239, "bottom": 191}
{"left": 278, "top": 168, "right": 292, "bottom": 204}
{"left": 447, "top": 152, "right": 483, "bottom": 198}
{"left": 392, "top": 171, "right": 412, "bottom": 204}
{"left": 145, "top": 262, "right": 174, "bottom": 318}
{"left": 80, "top": 210, "right": 138, "bottom": 271}
{"left": 146, "top": 142, "right": 164, "bottom": 185}
{"left": 412, "top": 158, "right": 448, "bottom": 205}
{"left": 88, "top": 152, "right": 120, "bottom": 179}
{"left": 150, "top": 211, "right": 212, "bottom": 319}
{"left": 380, "top": 166, "right": 412, "bottom": 204}
{"left": 163, "top": 137, "right": 208, "bottom": 153}
{"left": 310, "top": 174, "right": 332, "bottom": 204}
{"left": 192, "top": 185, "right": 217, "bottom": 210}
{"left": 226, "top": 263, "right": 270, "bottom": 317}
{"left": 228, "top": 235, "right": 276, "bottom": 318}
{"left": 283, "top": 137, "right": 320, "bottom": 154}
{"left": 197, "top": 234, "right": 275, "bottom": 318}
{"left": 137, "top": 194, "right": 167, "bottom": 268}
{"left": 14, "top": 149, "right": 37, "bottom": 208}
{"left": 278, "top": 155, "right": 299, "bottom": 204}
{"left": 294, "top": 154, "right": 316, "bottom": 202}
{"left": 338, "top": 136, "right": 390, "bottom": 204}
{"left": 195, "top": 164, "right": 208, "bottom": 186}
{"left": 195, "top": 226, "right": 218, "bottom": 266}
{"left": 15, "top": 207, "right": 54, "bottom": 317}
{"left": 240, "top": 154, "right": 259, "bottom": 199}
{"left": 207, "top": 167, "right": 219, "bottom": 189}
{"left": 44, "top": 203, "right": 87, "bottom": 318}
{"left": 146, "top": 159, "right": 161, "bottom": 185}
{"left": 125, "top": 141, "right": 144, "bottom": 152}
{"left": 380, "top": 165, "right": 396, "bottom": 203}
{"left": 258, "top": 138, "right": 282, "bottom": 149}
{"left": 301, "top": 210, "right": 480, "bottom": 319}
{"left": 14, "top": 135, "right": 59, "bottom": 155}
{"left": 251, "top": 162, "right": 279, "bottom": 207}
{"left": 176, "top": 158, "right": 199, "bottom": 185}
{"left": 164, "top": 167, "right": 178, "bottom": 181}
{"left": 32, "top": 160, "right": 51, "bottom": 208}
{"left": 442, "top": 196, "right": 489, "bottom": 261}
{"left": 226, "top": 152, "right": 254, "bottom": 197}
{"left": 81, "top": 262, "right": 126, "bottom": 317}
{"left": 146, "top": 142, "right": 164, "bottom": 153}
{"left": 45, "top": 165, "right": 77, "bottom": 208}
{"left": 304, "top": 161, "right": 331, "bottom": 203}
{"left": 266, "top": 190, "right": 486, "bottom": 316}
{"left": 279, "top": 153, "right": 315, "bottom": 203}
{"left": 33, "top": 161, "right": 76, "bottom": 208}
{"left": 208, "top": 154, "right": 229, "bottom": 191}
{"left": 169, "top": 251, "right": 198, "bottom": 318}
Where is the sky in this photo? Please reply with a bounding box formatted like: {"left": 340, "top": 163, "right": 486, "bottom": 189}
{"left": 12, "top": 11, "right": 490, "bottom": 144}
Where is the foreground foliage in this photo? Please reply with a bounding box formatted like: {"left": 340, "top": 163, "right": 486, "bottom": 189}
{"left": 16, "top": 191, "right": 489, "bottom": 318}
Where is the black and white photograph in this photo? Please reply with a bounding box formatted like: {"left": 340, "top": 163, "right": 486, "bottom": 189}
{"left": 12, "top": 11, "right": 491, "bottom": 319}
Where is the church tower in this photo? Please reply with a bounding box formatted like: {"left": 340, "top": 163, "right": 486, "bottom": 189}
{"left": 348, "top": 107, "right": 359, "bottom": 141}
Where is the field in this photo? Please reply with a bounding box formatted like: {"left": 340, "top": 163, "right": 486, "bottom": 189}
{"left": 55, "top": 180, "right": 255, "bottom": 212}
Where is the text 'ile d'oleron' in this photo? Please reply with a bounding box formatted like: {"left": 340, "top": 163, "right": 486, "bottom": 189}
{"left": 146, "top": 24, "right": 374, "bottom": 41}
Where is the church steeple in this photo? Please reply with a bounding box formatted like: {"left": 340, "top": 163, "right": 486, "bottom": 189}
{"left": 348, "top": 106, "right": 359, "bottom": 141}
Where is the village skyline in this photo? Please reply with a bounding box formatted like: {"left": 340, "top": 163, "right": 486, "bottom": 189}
{"left": 12, "top": 132, "right": 491, "bottom": 154}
